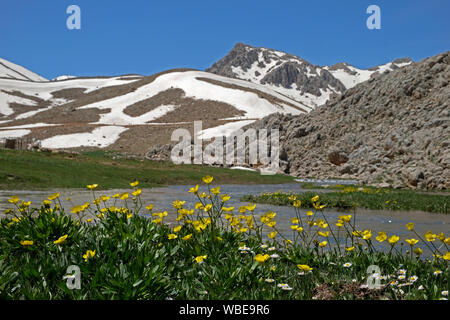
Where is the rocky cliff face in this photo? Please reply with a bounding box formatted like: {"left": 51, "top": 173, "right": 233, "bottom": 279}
{"left": 207, "top": 43, "right": 412, "bottom": 108}
{"left": 246, "top": 51, "right": 450, "bottom": 190}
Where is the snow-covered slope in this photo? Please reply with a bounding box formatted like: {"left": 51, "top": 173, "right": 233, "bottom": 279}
{"left": 207, "top": 43, "right": 413, "bottom": 108}
{"left": 0, "top": 69, "right": 307, "bottom": 150}
{"left": 0, "top": 58, "right": 47, "bottom": 82}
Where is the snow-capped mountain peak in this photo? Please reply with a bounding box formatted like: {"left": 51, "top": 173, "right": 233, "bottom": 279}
{"left": 0, "top": 58, "right": 47, "bottom": 82}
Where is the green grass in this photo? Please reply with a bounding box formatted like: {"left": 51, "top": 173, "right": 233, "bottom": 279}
{"left": 241, "top": 188, "right": 450, "bottom": 214}
{"left": 1, "top": 195, "right": 448, "bottom": 300}
{"left": 0, "top": 149, "right": 294, "bottom": 190}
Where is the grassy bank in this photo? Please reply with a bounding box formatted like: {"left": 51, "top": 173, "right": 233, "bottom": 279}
{"left": 241, "top": 187, "right": 450, "bottom": 214}
{"left": 0, "top": 177, "right": 448, "bottom": 300}
{"left": 0, "top": 149, "right": 294, "bottom": 190}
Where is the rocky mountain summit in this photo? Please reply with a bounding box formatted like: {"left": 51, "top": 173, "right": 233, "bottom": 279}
{"left": 246, "top": 51, "right": 450, "bottom": 189}
{"left": 207, "top": 43, "right": 413, "bottom": 108}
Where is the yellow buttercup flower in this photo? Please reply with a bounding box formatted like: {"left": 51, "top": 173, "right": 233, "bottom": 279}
{"left": 267, "top": 231, "right": 277, "bottom": 239}
{"left": 202, "top": 175, "right": 214, "bottom": 184}
{"left": 182, "top": 234, "right": 193, "bottom": 241}
{"left": 293, "top": 200, "right": 301, "bottom": 208}
{"left": 194, "top": 255, "right": 207, "bottom": 264}
{"left": 48, "top": 192, "right": 60, "bottom": 201}
{"left": 311, "top": 195, "right": 320, "bottom": 202}
{"left": 424, "top": 231, "right": 437, "bottom": 242}
{"left": 362, "top": 230, "right": 372, "bottom": 240}
{"left": 83, "top": 250, "right": 96, "bottom": 262}
{"left": 376, "top": 232, "right": 387, "bottom": 242}
{"left": 388, "top": 235, "right": 400, "bottom": 244}
{"left": 20, "top": 240, "right": 33, "bottom": 246}
{"left": 189, "top": 184, "right": 199, "bottom": 194}
{"left": 346, "top": 246, "right": 355, "bottom": 252}
{"left": 319, "top": 241, "right": 327, "bottom": 247}
{"left": 405, "top": 238, "right": 419, "bottom": 246}
{"left": 168, "top": 234, "right": 178, "bottom": 240}
{"left": 173, "top": 225, "right": 182, "bottom": 232}
{"left": 211, "top": 186, "right": 220, "bottom": 195}
{"left": 254, "top": 254, "right": 270, "bottom": 263}
{"left": 120, "top": 193, "right": 129, "bottom": 200}
{"left": 130, "top": 180, "right": 139, "bottom": 187}
{"left": 306, "top": 211, "right": 314, "bottom": 217}
{"left": 100, "top": 195, "right": 110, "bottom": 202}
{"left": 222, "top": 206, "right": 234, "bottom": 212}
{"left": 405, "top": 222, "right": 414, "bottom": 231}
{"left": 246, "top": 203, "right": 256, "bottom": 211}
{"left": 54, "top": 235, "right": 68, "bottom": 245}
{"left": 318, "top": 231, "right": 329, "bottom": 237}
{"left": 132, "top": 189, "right": 142, "bottom": 197}
{"left": 145, "top": 204, "right": 154, "bottom": 211}
{"left": 8, "top": 196, "right": 20, "bottom": 204}
{"left": 297, "top": 264, "right": 313, "bottom": 272}
{"left": 86, "top": 184, "right": 98, "bottom": 190}
{"left": 221, "top": 194, "right": 231, "bottom": 202}
{"left": 413, "top": 247, "right": 423, "bottom": 255}
{"left": 443, "top": 252, "right": 450, "bottom": 261}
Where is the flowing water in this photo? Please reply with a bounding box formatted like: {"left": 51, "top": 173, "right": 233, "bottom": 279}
{"left": 1, "top": 183, "right": 449, "bottom": 256}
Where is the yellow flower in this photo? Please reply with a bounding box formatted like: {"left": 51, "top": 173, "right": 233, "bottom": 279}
{"left": 182, "top": 234, "right": 193, "bottom": 241}
{"left": 42, "top": 200, "right": 52, "bottom": 206}
{"left": 112, "top": 193, "right": 120, "bottom": 199}
{"left": 132, "top": 189, "right": 142, "bottom": 197}
{"left": 267, "top": 221, "right": 276, "bottom": 228}
{"left": 70, "top": 205, "right": 83, "bottom": 214}
{"left": 443, "top": 252, "right": 450, "bottom": 261}
{"left": 296, "top": 227, "right": 304, "bottom": 233}
{"left": 254, "top": 254, "right": 270, "bottom": 263}
{"left": 168, "top": 234, "right": 178, "bottom": 240}
{"left": 20, "top": 240, "right": 33, "bottom": 246}
{"left": 297, "top": 264, "right": 313, "bottom": 272}
{"left": 211, "top": 186, "right": 220, "bottom": 195}
{"left": 120, "top": 193, "right": 129, "bottom": 200}
{"left": 362, "top": 230, "right": 372, "bottom": 240}
{"left": 318, "top": 231, "right": 329, "bottom": 237}
{"left": 126, "top": 213, "right": 132, "bottom": 220}
{"left": 202, "top": 175, "right": 214, "bottom": 184}
{"left": 388, "top": 235, "right": 400, "bottom": 244}
{"left": 54, "top": 235, "right": 68, "bottom": 245}
{"left": 8, "top": 196, "right": 20, "bottom": 204}
{"left": 424, "top": 231, "right": 437, "bottom": 242}
{"left": 130, "top": 180, "right": 139, "bottom": 187}
{"left": 173, "top": 225, "right": 182, "bottom": 232}
{"left": 311, "top": 195, "right": 320, "bottom": 202}
{"left": 376, "top": 232, "right": 387, "bottom": 242}
{"left": 345, "top": 246, "right": 355, "bottom": 252}
{"left": 86, "top": 184, "right": 98, "bottom": 190}
{"left": 48, "top": 192, "right": 60, "bottom": 201}
{"left": 291, "top": 225, "right": 299, "bottom": 231}
{"left": 152, "top": 218, "right": 163, "bottom": 224}
{"left": 83, "top": 250, "right": 96, "bottom": 262}
{"left": 145, "top": 204, "right": 154, "bottom": 211}
{"left": 267, "top": 231, "right": 277, "bottom": 239}
{"left": 413, "top": 247, "right": 423, "bottom": 255}
{"left": 405, "top": 238, "right": 419, "bottom": 246}
{"left": 204, "top": 204, "right": 212, "bottom": 212}
{"left": 194, "top": 255, "right": 207, "bottom": 264}
{"left": 221, "top": 194, "right": 231, "bottom": 202}
{"left": 189, "top": 184, "right": 199, "bottom": 194}
{"left": 306, "top": 211, "right": 314, "bottom": 217}
{"left": 405, "top": 222, "right": 414, "bottom": 231}
{"left": 293, "top": 200, "right": 301, "bottom": 208}
{"left": 339, "top": 215, "right": 352, "bottom": 223}
{"left": 100, "top": 195, "right": 110, "bottom": 202}
{"left": 444, "top": 238, "right": 450, "bottom": 245}
{"left": 319, "top": 241, "right": 327, "bottom": 247}
{"left": 216, "top": 236, "right": 223, "bottom": 241}
{"left": 291, "top": 218, "right": 299, "bottom": 224}
{"left": 246, "top": 203, "right": 256, "bottom": 211}
{"left": 222, "top": 206, "right": 234, "bottom": 212}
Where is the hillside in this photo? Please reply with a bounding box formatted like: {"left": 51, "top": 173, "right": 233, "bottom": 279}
{"left": 0, "top": 68, "right": 306, "bottom": 155}
{"left": 246, "top": 51, "right": 450, "bottom": 189}
{"left": 207, "top": 43, "right": 412, "bottom": 107}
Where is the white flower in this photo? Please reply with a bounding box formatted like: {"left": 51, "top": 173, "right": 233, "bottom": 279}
{"left": 265, "top": 278, "right": 275, "bottom": 283}
{"left": 277, "top": 283, "right": 289, "bottom": 288}
{"left": 268, "top": 246, "right": 276, "bottom": 251}
{"left": 440, "top": 297, "right": 448, "bottom": 300}
{"left": 398, "top": 269, "right": 406, "bottom": 275}
{"left": 418, "top": 285, "right": 425, "bottom": 290}
{"left": 409, "top": 275, "right": 418, "bottom": 283}
{"left": 297, "top": 272, "right": 305, "bottom": 276}
{"left": 442, "top": 291, "right": 448, "bottom": 296}
{"left": 398, "top": 275, "right": 406, "bottom": 280}
{"left": 343, "top": 262, "right": 352, "bottom": 268}
{"left": 239, "top": 245, "right": 250, "bottom": 251}
{"left": 260, "top": 244, "right": 268, "bottom": 249}
{"left": 281, "top": 286, "right": 292, "bottom": 291}
{"left": 270, "top": 254, "right": 280, "bottom": 259}
{"left": 433, "top": 270, "right": 442, "bottom": 276}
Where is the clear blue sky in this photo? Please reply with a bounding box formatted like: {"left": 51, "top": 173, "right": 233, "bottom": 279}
{"left": 1, "top": 0, "right": 449, "bottom": 79}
